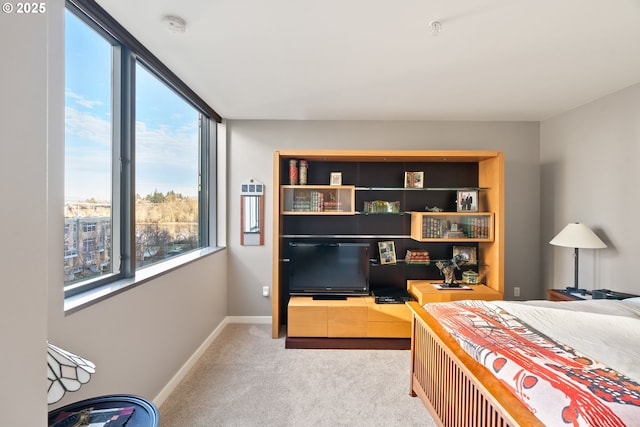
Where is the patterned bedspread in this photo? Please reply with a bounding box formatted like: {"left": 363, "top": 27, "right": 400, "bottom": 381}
{"left": 423, "top": 300, "right": 640, "bottom": 427}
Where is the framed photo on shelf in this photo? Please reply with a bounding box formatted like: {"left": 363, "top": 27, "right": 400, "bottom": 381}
{"left": 330, "top": 172, "right": 342, "bottom": 186}
{"left": 378, "top": 241, "right": 397, "bottom": 265}
{"left": 456, "top": 190, "right": 478, "bottom": 212}
{"left": 453, "top": 246, "right": 477, "bottom": 265}
{"left": 404, "top": 171, "right": 424, "bottom": 188}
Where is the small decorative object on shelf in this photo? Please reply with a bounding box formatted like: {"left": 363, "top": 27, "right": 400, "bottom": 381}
{"left": 426, "top": 206, "right": 444, "bottom": 212}
{"left": 363, "top": 200, "right": 400, "bottom": 214}
{"left": 330, "top": 172, "right": 342, "bottom": 185}
{"left": 457, "top": 190, "right": 478, "bottom": 212}
{"left": 404, "top": 171, "right": 424, "bottom": 188}
{"left": 453, "top": 246, "right": 477, "bottom": 264}
{"left": 298, "top": 160, "right": 308, "bottom": 185}
{"left": 462, "top": 270, "right": 479, "bottom": 284}
{"left": 378, "top": 241, "right": 397, "bottom": 265}
{"left": 289, "top": 160, "right": 298, "bottom": 185}
{"left": 435, "top": 255, "right": 467, "bottom": 287}
{"left": 405, "top": 249, "right": 430, "bottom": 264}
{"left": 445, "top": 223, "right": 466, "bottom": 238}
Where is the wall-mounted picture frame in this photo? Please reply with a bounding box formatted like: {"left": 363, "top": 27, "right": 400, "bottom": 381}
{"left": 453, "top": 246, "right": 477, "bottom": 265}
{"left": 404, "top": 171, "right": 424, "bottom": 188}
{"left": 457, "top": 190, "right": 478, "bottom": 212}
{"left": 330, "top": 172, "right": 342, "bottom": 186}
{"left": 378, "top": 241, "right": 397, "bottom": 265}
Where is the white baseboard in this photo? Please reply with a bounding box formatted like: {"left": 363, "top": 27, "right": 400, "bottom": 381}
{"left": 226, "top": 315, "right": 271, "bottom": 324}
{"left": 153, "top": 315, "right": 272, "bottom": 407}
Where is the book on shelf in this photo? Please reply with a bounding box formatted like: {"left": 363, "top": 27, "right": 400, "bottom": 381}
{"left": 461, "top": 216, "right": 489, "bottom": 238}
{"left": 322, "top": 200, "right": 343, "bottom": 211}
{"left": 421, "top": 217, "right": 446, "bottom": 238}
{"left": 405, "top": 249, "right": 431, "bottom": 264}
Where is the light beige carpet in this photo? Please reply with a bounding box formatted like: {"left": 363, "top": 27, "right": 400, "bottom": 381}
{"left": 159, "top": 323, "right": 436, "bottom": 426}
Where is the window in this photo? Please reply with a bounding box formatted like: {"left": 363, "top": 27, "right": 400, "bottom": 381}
{"left": 64, "top": 0, "right": 221, "bottom": 299}
{"left": 134, "top": 64, "right": 202, "bottom": 269}
{"left": 64, "top": 8, "right": 114, "bottom": 288}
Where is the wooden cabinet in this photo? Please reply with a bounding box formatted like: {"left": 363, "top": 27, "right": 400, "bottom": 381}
{"left": 287, "top": 296, "right": 411, "bottom": 338}
{"left": 410, "top": 212, "right": 494, "bottom": 242}
{"left": 281, "top": 185, "right": 355, "bottom": 214}
{"left": 546, "top": 289, "right": 584, "bottom": 301}
{"left": 272, "top": 150, "right": 504, "bottom": 340}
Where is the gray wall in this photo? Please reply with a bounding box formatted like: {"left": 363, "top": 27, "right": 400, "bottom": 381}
{"left": 541, "top": 83, "right": 640, "bottom": 293}
{"left": 0, "top": 1, "right": 228, "bottom": 423}
{"left": 0, "top": 6, "right": 49, "bottom": 425}
{"left": 226, "top": 120, "right": 542, "bottom": 316}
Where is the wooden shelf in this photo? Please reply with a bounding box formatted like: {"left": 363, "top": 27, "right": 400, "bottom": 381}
{"left": 407, "top": 280, "right": 503, "bottom": 305}
{"left": 410, "top": 212, "right": 494, "bottom": 242}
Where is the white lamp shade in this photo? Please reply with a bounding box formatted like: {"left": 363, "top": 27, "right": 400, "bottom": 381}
{"left": 47, "top": 343, "right": 96, "bottom": 404}
{"left": 549, "top": 223, "right": 607, "bottom": 249}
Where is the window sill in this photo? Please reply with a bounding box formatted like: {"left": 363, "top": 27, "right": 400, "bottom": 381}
{"left": 64, "top": 246, "right": 225, "bottom": 314}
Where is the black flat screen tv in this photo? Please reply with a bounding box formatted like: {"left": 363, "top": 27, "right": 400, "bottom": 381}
{"left": 288, "top": 242, "right": 370, "bottom": 297}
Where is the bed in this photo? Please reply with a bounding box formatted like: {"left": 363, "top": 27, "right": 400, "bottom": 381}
{"left": 407, "top": 298, "right": 640, "bottom": 427}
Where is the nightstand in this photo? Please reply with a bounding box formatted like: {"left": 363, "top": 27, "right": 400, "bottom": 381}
{"left": 546, "top": 289, "right": 587, "bottom": 301}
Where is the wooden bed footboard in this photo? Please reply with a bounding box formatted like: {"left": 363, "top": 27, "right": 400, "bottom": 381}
{"left": 407, "top": 302, "right": 543, "bottom": 427}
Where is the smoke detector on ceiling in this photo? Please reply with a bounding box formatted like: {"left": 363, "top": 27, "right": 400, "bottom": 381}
{"left": 429, "top": 20, "right": 442, "bottom": 35}
{"left": 162, "top": 15, "right": 187, "bottom": 34}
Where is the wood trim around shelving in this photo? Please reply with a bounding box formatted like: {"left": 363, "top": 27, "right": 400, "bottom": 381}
{"left": 274, "top": 149, "right": 503, "bottom": 162}
{"left": 272, "top": 152, "right": 283, "bottom": 338}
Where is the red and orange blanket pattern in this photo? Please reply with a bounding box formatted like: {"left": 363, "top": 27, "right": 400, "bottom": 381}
{"left": 423, "top": 300, "right": 640, "bottom": 427}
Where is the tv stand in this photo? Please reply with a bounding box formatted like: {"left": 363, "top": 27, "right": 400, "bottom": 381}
{"left": 312, "top": 295, "right": 348, "bottom": 300}
{"left": 287, "top": 296, "right": 411, "bottom": 349}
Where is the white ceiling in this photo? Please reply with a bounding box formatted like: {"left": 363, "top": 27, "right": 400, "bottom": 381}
{"left": 96, "top": 0, "right": 640, "bottom": 121}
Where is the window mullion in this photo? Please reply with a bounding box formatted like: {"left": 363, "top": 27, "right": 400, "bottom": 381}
{"left": 119, "top": 48, "right": 136, "bottom": 277}
{"left": 199, "top": 115, "right": 209, "bottom": 246}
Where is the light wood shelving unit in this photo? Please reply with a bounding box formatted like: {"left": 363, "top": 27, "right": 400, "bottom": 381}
{"left": 272, "top": 150, "right": 505, "bottom": 341}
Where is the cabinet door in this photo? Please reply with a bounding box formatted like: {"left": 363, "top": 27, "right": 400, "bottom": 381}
{"left": 281, "top": 185, "right": 355, "bottom": 214}
{"left": 411, "top": 212, "right": 494, "bottom": 242}
{"left": 288, "top": 304, "right": 327, "bottom": 337}
{"left": 327, "top": 305, "right": 367, "bottom": 337}
{"left": 367, "top": 303, "right": 412, "bottom": 338}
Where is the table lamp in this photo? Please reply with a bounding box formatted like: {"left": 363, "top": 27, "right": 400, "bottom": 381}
{"left": 47, "top": 342, "right": 96, "bottom": 404}
{"left": 549, "top": 222, "right": 607, "bottom": 291}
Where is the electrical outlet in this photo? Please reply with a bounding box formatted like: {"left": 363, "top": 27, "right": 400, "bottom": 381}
{"left": 513, "top": 287, "right": 520, "bottom": 297}
{"left": 262, "top": 285, "right": 270, "bottom": 297}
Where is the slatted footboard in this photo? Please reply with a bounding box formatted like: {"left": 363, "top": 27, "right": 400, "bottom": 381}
{"left": 407, "top": 302, "right": 543, "bottom": 427}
